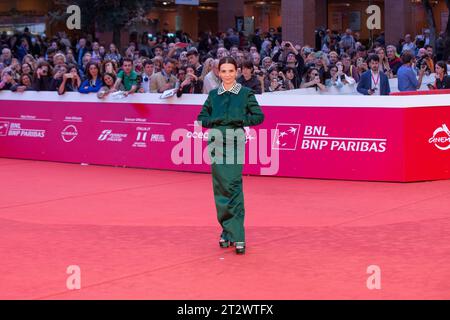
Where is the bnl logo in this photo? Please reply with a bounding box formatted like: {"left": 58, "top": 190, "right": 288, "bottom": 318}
{"left": 0, "top": 121, "right": 10, "bottom": 136}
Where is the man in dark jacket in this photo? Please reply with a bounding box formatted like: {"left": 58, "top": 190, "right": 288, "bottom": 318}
{"left": 357, "top": 54, "right": 390, "bottom": 96}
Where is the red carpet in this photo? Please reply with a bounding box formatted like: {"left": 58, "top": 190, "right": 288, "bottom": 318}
{"left": 0, "top": 158, "right": 449, "bottom": 299}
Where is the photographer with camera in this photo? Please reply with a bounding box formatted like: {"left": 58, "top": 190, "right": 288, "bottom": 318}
{"left": 357, "top": 55, "right": 391, "bottom": 95}
{"left": 176, "top": 65, "right": 203, "bottom": 97}
{"left": 273, "top": 41, "right": 305, "bottom": 79}
{"left": 397, "top": 51, "right": 426, "bottom": 92}
{"left": 264, "top": 66, "right": 285, "bottom": 92}
{"left": 58, "top": 64, "right": 81, "bottom": 95}
{"left": 237, "top": 60, "right": 263, "bottom": 94}
{"left": 325, "top": 62, "right": 355, "bottom": 89}
{"left": 416, "top": 48, "right": 433, "bottom": 76}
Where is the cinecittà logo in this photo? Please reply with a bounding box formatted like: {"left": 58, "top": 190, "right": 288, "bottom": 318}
{"left": 429, "top": 124, "right": 450, "bottom": 151}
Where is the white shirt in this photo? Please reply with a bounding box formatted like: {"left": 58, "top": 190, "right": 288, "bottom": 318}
{"left": 370, "top": 70, "right": 381, "bottom": 96}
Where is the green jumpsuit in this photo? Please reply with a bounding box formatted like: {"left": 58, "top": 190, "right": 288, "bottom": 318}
{"left": 197, "top": 82, "right": 265, "bottom": 244}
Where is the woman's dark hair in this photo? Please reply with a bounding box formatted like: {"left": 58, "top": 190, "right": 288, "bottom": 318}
{"left": 67, "top": 64, "right": 79, "bottom": 74}
{"left": 284, "top": 66, "right": 300, "bottom": 88}
{"left": 20, "top": 73, "right": 32, "bottom": 85}
{"left": 436, "top": 60, "right": 448, "bottom": 74}
{"left": 328, "top": 64, "right": 338, "bottom": 72}
{"left": 101, "top": 59, "right": 118, "bottom": 74}
{"left": 21, "top": 62, "right": 33, "bottom": 74}
{"left": 186, "top": 65, "right": 196, "bottom": 73}
{"left": 218, "top": 56, "right": 238, "bottom": 70}
{"left": 85, "top": 61, "right": 100, "bottom": 80}
{"left": 102, "top": 72, "right": 117, "bottom": 86}
{"left": 284, "top": 66, "right": 296, "bottom": 74}
{"left": 306, "top": 67, "right": 321, "bottom": 82}
{"left": 34, "top": 61, "right": 52, "bottom": 78}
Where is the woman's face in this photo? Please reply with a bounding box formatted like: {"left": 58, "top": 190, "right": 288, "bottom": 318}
{"left": 436, "top": 64, "right": 444, "bottom": 75}
{"left": 83, "top": 54, "right": 91, "bottom": 65}
{"left": 54, "top": 56, "right": 65, "bottom": 65}
{"left": 104, "top": 75, "right": 114, "bottom": 86}
{"left": 219, "top": 63, "right": 237, "bottom": 85}
{"left": 186, "top": 67, "right": 195, "bottom": 76}
{"left": 89, "top": 65, "right": 99, "bottom": 78}
{"left": 105, "top": 62, "right": 113, "bottom": 73}
{"left": 309, "top": 69, "right": 319, "bottom": 80}
{"left": 178, "top": 69, "right": 186, "bottom": 81}
{"left": 286, "top": 70, "right": 294, "bottom": 80}
{"left": 269, "top": 70, "right": 278, "bottom": 80}
{"left": 377, "top": 49, "right": 385, "bottom": 60}
{"left": 330, "top": 67, "right": 337, "bottom": 77}
{"left": 22, "top": 75, "right": 31, "bottom": 86}
{"left": 387, "top": 48, "right": 396, "bottom": 59}
{"left": 21, "top": 63, "right": 31, "bottom": 74}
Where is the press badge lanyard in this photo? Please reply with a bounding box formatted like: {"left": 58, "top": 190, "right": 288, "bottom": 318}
{"left": 371, "top": 71, "right": 380, "bottom": 89}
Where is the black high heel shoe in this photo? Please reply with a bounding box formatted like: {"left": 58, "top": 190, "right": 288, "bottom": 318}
{"left": 235, "top": 242, "right": 245, "bottom": 254}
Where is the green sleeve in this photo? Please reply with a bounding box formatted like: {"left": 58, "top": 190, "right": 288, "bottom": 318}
{"left": 243, "top": 90, "right": 265, "bottom": 127}
{"left": 197, "top": 94, "right": 215, "bottom": 128}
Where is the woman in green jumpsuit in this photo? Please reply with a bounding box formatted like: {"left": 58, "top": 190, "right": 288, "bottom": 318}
{"left": 197, "top": 57, "right": 265, "bottom": 255}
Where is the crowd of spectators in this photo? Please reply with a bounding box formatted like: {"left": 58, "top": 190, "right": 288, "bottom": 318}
{"left": 1, "top": 26, "right": 450, "bottom": 97}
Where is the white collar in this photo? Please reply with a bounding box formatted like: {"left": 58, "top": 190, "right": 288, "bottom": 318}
{"left": 217, "top": 82, "right": 242, "bottom": 95}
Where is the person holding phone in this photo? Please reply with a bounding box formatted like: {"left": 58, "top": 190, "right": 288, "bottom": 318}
{"left": 58, "top": 65, "right": 81, "bottom": 95}
{"left": 176, "top": 65, "right": 203, "bottom": 97}
{"left": 0, "top": 68, "right": 16, "bottom": 91}
{"left": 300, "top": 67, "right": 325, "bottom": 91}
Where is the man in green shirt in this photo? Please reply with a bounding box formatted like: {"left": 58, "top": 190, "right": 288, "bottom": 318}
{"left": 114, "top": 58, "right": 139, "bottom": 96}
